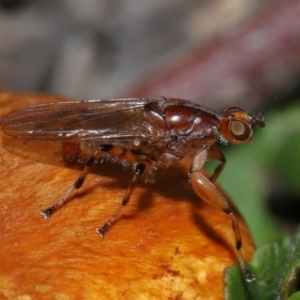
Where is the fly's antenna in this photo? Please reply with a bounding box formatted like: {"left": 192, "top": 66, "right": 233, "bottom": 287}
{"left": 251, "top": 96, "right": 277, "bottom": 128}
{"left": 259, "top": 96, "right": 277, "bottom": 115}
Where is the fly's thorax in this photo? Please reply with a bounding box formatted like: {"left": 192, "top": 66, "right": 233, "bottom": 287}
{"left": 143, "top": 99, "right": 222, "bottom": 159}
{"left": 162, "top": 103, "right": 220, "bottom": 134}
{"left": 144, "top": 99, "right": 221, "bottom": 138}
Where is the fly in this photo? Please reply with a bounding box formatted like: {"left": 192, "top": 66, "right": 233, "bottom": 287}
{"left": 1, "top": 97, "right": 265, "bottom": 282}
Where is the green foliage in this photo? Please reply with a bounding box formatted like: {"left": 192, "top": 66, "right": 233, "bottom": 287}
{"left": 225, "top": 224, "right": 300, "bottom": 300}
{"left": 223, "top": 100, "right": 300, "bottom": 299}
{"left": 217, "top": 101, "right": 300, "bottom": 246}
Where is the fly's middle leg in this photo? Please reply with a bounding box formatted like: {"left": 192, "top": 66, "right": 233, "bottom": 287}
{"left": 96, "top": 160, "right": 148, "bottom": 238}
{"left": 95, "top": 144, "right": 153, "bottom": 237}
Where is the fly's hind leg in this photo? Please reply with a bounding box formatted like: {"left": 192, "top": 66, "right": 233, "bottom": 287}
{"left": 190, "top": 149, "right": 255, "bottom": 282}
{"left": 40, "top": 143, "right": 139, "bottom": 218}
{"left": 40, "top": 149, "right": 99, "bottom": 218}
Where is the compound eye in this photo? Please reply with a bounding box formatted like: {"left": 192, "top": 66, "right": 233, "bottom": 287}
{"left": 230, "top": 120, "right": 251, "bottom": 142}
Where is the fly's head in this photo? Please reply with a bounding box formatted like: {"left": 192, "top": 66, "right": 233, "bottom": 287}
{"left": 219, "top": 107, "right": 265, "bottom": 145}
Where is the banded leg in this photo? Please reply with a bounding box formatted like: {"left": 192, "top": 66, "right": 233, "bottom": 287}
{"left": 207, "top": 145, "right": 226, "bottom": 183}
{"left": 40, "top": 143, "right": 138, "bottom": 218}
{"left": 40, "top": 150, "right": 99, "bottom": 218}
{"left": 190, "top": 150, "right": 255, "bottom": 282}
{"left": 96, "top": 161, "right": 146, "bottom": 238}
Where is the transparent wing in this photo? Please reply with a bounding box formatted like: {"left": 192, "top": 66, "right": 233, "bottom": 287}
{"left": 1, "top": 98, "right": 161, "bottom": 142}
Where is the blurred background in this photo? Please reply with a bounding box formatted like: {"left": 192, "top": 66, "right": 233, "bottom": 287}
{"left": 0, "top": 0, "right": 300, "bottom": 246}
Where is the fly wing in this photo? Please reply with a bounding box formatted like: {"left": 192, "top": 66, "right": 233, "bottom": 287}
{"left": 1, "top": 98, "right": 161, "bottom": 142}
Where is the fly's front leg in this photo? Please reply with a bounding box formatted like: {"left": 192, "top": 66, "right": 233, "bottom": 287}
{"left": 207, "top": 145, "right": 226, "bottom": 183}
{"left": 40, "top": 150, "right": 99, "bottom": 218}
{"left": 190, "top": 150, "right": 255, "bottom": 282}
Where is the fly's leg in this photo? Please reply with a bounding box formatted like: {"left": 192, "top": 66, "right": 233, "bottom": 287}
{"left": 95, "top": 144, "right": 149, "bottom": 237}
{"left": 190, "top": 150, "right": 255, "bottom": 282}
{"left": 96, "top": 161, "right": 147, "bottom": 238}
{"left": 40, "top": 150, "right": 99, "bottom": 218}
{"left": 40, "top": 143, "right": 139, "bottom": 218}
{"left": 207, "top": 145, "right": 226, "bottom": 183}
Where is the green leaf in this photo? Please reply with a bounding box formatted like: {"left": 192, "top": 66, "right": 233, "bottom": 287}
{"left": 288, "top": 291, "right": 300, "bottom": 300}
{"left": 225, "top": 225, "right": 300, "bottom": 300}
{"left": 217, "top": 100, "right": 300, "bottom": 246}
